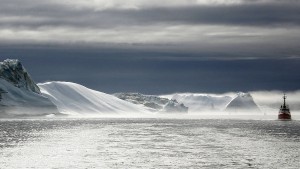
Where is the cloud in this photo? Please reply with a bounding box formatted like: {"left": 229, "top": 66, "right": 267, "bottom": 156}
{"left": 0, "top": 0, "right": 299, "bottom": 60}
{"left": 1, "top": 2, "right": 300, "bottom": 29}
{"left": 0, "top": 0, "right": 299, "bottom": 94}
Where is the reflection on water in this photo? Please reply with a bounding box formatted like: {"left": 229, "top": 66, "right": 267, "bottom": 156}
{"left": 0, "top": 119, "right": 300, "bottom": 168}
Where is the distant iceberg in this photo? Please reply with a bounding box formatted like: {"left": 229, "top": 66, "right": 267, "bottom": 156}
{"left": 225, "top": 92, "right": 261, "bottom": 113}
{"left": 161, "top": 93, "right": 232, "bottom": 113}
{"left": 114, "top": 93, "right": 188, "bottom": 113}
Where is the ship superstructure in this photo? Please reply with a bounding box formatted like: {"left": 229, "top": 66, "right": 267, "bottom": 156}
{"left": 278, "top": 94, "right": 291, "bottom": 120}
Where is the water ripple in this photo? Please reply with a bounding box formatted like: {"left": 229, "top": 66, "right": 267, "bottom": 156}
{"left": 0, "top": 119, "right": 299, "bottom": 168}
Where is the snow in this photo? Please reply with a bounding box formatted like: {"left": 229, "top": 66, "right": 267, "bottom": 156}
{"left": 1, "top": 58, "right": 299, "bottom": 117}
{"left": 0, "top": 59, "right": 59, "bottom": 117}
{"left": 38, "top": 81, "right": 151, "bottom": 116}
{"left": 162, "top": 92, "right": 300, "bottom": 115}
{"left": 0, "top": 79, "right": 59, "bottom": 117}
{"left": 161, "top": 93, "right": 233, "bottom": 113}
{"left": 114, "top": 93, "right": 188, "bottom": 113}
{"left": 225, "top": 92, "right": 260, "bottom": 112}
{"left": 0, "top": 59, "right": 40, "bottom": 94}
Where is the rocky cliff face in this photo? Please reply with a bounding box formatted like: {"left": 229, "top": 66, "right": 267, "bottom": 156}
{"left": 114, "top": 93, "right": 188, "bottom": 113}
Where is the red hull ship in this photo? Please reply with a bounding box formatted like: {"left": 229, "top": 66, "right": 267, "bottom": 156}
{"left": 278, "top": 94, "right": 291, "bottom": 120}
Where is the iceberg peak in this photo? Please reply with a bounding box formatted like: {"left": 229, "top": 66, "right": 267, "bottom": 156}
{"left": 0, "top": 59, "right": 41, "bottom": 94}
{"left": 225, "top": 92, "right": 260, "bottom": 112}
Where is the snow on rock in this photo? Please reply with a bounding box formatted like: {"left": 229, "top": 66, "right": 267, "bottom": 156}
{"left": 114, "top": 93, "right": 188, "bottom": 113}
{"left": 0, "top": 59, "right": 40, "bottom": 94}
{"left": 0, "top": 59, "right": 59, "bottom": 117}
{"left": 162, "top": 93, "right": 232, "bottom": 113}
{"left": 38, "top": 82, "right": 150, "bottom": 115}
{"left": 225, "top": 92, "right": 261, "bottom": 112}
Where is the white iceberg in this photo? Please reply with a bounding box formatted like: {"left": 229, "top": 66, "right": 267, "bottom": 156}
{"left": 0, "top": 59, "right": 59, "bottom": 117}
{"left": 38, "top": 81, "right": 151, "bottom": 116}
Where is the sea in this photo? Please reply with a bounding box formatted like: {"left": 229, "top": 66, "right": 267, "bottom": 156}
{"left": 0, "top": 118, "right": 299, "bottom": 169}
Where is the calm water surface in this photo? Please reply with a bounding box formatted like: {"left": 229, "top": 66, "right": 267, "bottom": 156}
{"left": 0, "top": 118, "right": 299, "bottom": 169}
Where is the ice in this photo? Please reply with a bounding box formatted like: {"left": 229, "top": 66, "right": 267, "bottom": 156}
{"left": 1, "top": 59, "right": 300, "bottom": 118}
{"left": 0, "top": 79, "right": 59, "bottom": 117}
{"left": 38, "top": 81, "right": 151, "bottom": 116}
{"left": 162, "top": 92, "right": 300, "bottom": 115}
{"left": 225, "top": 92, "right": 260, "bottom": 112}
{"left": 114, "top": 93, "right": 188, "bottom": 113}
{"left": 0, "top": 59, "right": 59, "bottom": 117}
{"left": 161, "top": 93, "right": 233, "bottom": 113}
{"left": 0, "top": 59, "right": 40, "bottom": 94}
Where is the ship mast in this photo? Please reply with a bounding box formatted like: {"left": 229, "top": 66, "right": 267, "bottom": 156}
{"left": 278, "top": 93, "right": 291, "bottom": 120}
{"left": 283, "top": 94, "right": 287, "bottom": 108}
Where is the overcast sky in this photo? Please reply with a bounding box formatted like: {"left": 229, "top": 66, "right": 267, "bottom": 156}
{"left": 0, "top": 0, "right": 300, "bottom": 94}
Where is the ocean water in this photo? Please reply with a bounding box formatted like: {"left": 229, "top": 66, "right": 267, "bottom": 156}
{"left": 0, "top": 118, "right": 299, "bottom": 169}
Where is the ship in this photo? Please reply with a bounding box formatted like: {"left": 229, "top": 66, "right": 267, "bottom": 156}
{"left": 278, "top": 94, "right": 291, "bottom": 120}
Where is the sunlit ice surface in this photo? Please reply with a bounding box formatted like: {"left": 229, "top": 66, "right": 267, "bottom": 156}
{"left": 0, "top": 117, "right": 300, "bottom": 168}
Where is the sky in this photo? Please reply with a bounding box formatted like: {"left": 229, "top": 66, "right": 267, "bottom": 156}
{"left": 0, "top": 0, "right": 300, "bottom": 94}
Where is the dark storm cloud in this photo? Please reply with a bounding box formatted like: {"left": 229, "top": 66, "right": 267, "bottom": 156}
{"left": 0, "top": 1, "right": 300, "bottom": 29}
{"left": 122, "top": 3, "right": 300, "bottom": 27}
{"left": 0, "top": 0, "right": 299, "bottom": 58}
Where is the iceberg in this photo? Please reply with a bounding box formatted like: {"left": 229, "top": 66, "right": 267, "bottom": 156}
{"left": 0, "top": 59, "right": 59, "bottom": 117}
{"left": 225, "top": 92, "right": 261, "bottom": 113}
{"left": 0, "top": 59, "right": 40, "bottom": 94}
{"left": 38, "top": 82, "right": 151, "bottom": 116}
{"left": 162, "top": 93, "right": 232, "bottom": 113}
{"left": 114, "top": 93, "right": 188, "bottom": 113}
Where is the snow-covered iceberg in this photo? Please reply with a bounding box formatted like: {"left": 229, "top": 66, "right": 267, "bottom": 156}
{"left": 0, "top": 59, "right": 40, "bottom": 94}
{"left": 114, "top": 93, "right": 188, "bottom": 113}
{"left": 225, "top": 92, "right": 260, "bottom": 113}
{"left": 0, "top": 59, "right": 59, "bottom": 117}
{"left": 38, "top": 82, "right": 150, "bottom": 116}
